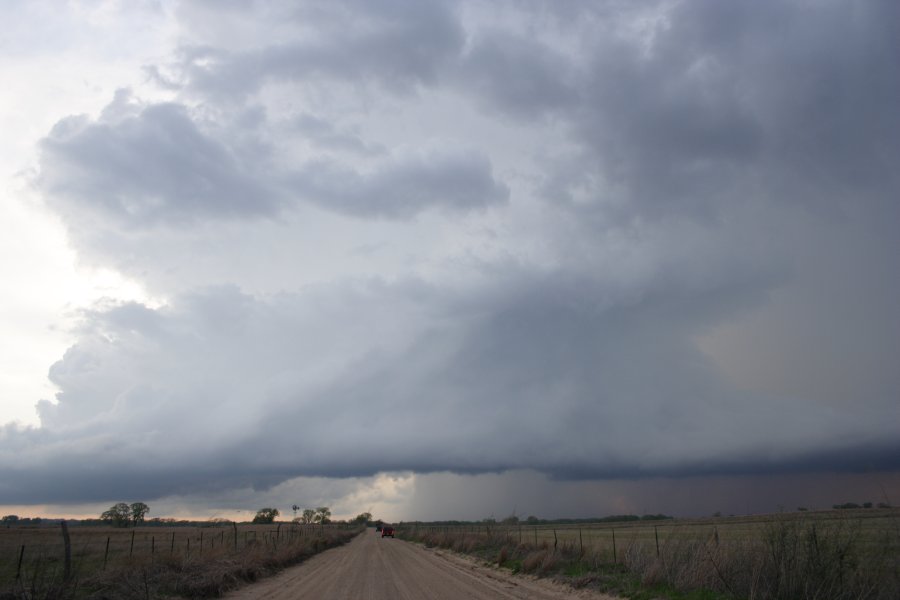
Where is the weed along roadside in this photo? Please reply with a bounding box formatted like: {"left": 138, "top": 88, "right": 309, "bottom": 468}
{"left": 397, "top": 509, "right": 900, "bottom": 600}
{"left": 0, "top": 521, "right": 362, "bottom": 599}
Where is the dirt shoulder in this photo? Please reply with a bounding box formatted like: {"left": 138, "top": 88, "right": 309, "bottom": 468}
{"left": 222, "top": 528, "right": 620, "bottom": 599}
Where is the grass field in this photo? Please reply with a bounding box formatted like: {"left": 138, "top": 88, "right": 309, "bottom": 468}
{"left": 0, "top": 522, "right": 358, "bottom": 598}
{"left": 400, "top": 508, "right": 900, "bottom": 600}
{"left": 515, "top": 509, "right": 893, "bottom": 556}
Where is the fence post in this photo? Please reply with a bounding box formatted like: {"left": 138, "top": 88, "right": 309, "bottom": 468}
{"left": 186, "top": 537, "right": 190, "bottom": 557}
{"left": 233, "top": 522, "right": 238, "bottom": 551}
{"left": 104, "top": 537, "right": 110, "bottom": 570}
{"left": 130, "top": 530, "right": 135, "bottom": 557}
{"left": 16, "top": 545, "right": 25, "bottom": 581}
{"left": 612, "top": 528, "right": 617, "bottom": 564}
{"left": 200, "top": 531, "right": 203, "bottom": 557}
{"left": 579, "top": 528, "right": 583, "bottom": 556}
{"left": 152, "top": 536, "right": 155, "bottom": 558}
{"left": 553, "top": 529, "right": 558, "bottom": 550}
{"left": 655, "top": 526, "right": 660, "bottom": 557}
{"left": 534, "top": 527, "right": 537, "bottom": 545}
{"left": 171, "top": 531, "right": 175, "bottom": 554}
{"left": 61, "top": 521, "right": 72, "bottom": 581}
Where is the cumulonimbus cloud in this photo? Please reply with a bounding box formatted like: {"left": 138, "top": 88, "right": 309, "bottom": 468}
{"left": 2, "top": 275, "right": 897, "bottom": 504}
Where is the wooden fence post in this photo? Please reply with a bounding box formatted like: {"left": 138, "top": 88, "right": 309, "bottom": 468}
{"left": 233, "top": 522, "right": 238, "bottom": 551}
{"left": 130, "top": 530, "right": 135, "bottom": 557}
{"left": 60, "top": 521, "right": 72, "bottom": 581}
{"left": 170, "top": 531, "right": 175, "bottom": 554}
{"left": 612, "top": 528, "right": 617, "bottom": 564}
{"left": 16, "top": 544, "right": 25, "bottom": 581}
{"left": 579, "top": 528, "right": 583, "bottom": 556}
{"left": 200, "top": 531, "right": 204, "bottom": 557}
{"left": 104, "top": 537, "right": 110, "bottom": 570}
{"left": 655, "top": 526, "right": 660, "bottom": 557}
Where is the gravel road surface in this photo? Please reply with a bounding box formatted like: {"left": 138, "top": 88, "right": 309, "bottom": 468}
{"left": 222, "top": 529, "right": 617, "bottom": 599}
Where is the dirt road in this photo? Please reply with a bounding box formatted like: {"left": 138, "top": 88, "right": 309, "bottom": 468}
{"left": 223, "top": 529, "right": 617, "bottom": 599}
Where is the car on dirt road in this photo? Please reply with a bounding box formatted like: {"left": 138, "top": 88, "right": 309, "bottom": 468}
{"left": 381, "top": 526, "right": 395, "bottom": 538}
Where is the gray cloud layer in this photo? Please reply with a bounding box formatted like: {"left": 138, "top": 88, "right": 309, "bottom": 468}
{"left": 6, "top": 0, "right": 899, "bottom": 506}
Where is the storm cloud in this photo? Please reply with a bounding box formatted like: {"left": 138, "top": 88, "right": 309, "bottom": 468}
{"left": 3, "top": 0, "right": 898, "bottom": 515}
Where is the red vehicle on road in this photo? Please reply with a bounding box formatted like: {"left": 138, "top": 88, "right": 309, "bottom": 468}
{"left": 381, "top": 526, "right": 395, "bottom": 538}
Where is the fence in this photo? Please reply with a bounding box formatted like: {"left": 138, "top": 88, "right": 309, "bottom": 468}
{"left": 399, "top": 508, "right": 898, "bottom": 562}
{"left": 0, "top": 521, "right": 344, "bottom": 588}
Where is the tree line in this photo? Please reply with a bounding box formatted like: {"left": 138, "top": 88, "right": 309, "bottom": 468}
{"left": 100, "top": 502, "right": 150, "bottom": 527}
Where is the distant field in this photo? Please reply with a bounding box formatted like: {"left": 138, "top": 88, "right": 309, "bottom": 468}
{"left": 403, "top": 508, "right": 900, "bottom": 560}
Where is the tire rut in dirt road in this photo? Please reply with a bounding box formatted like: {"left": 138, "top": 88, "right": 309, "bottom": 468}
{"left": 222, "top": 529, "right": 618, "bottom": 599}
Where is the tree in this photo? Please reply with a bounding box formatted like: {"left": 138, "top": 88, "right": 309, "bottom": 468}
{"left": 1, "top": 515, "right": 19, "bottom": 528}
{"left": 101, "top": 503, "right": 132, "bottom": 527}
{"left": 301, "top": 509, "right": 316, "bottom": 524}
{"left": 292, "top": 504, "right": 300, "bottom": 519}
{"left": 130, "top": 502, "right": 150, "bottom": 526}
{"left": 314, "top": 507, "right": 331, "bottom": 524}
{"left": 352, "top": 512, "right": 373, "bottom": 525}
{"left": 252, "top": 508, "right": 279, "bottom": 524}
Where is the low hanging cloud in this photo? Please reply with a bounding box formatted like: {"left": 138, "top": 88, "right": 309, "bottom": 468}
{"left": 2, "top": 270, "right": 897, "bottom": 504}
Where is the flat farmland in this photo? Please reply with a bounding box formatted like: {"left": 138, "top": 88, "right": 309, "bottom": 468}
{"left": 0, "top": 522, "right": 347, "bottom": 593}
{"left": 400, "top": 509, "right": 900, "bottom": 599}
{"left": 406, "top": 508, "right": 900, "bottom": 559}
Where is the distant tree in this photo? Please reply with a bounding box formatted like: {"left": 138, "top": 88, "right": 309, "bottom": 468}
{"left": 797, "top": 507, "right": 808, "bottom": 512}
{"left": 525, "top": 515, "right": 539, "bottom": 524}
{"left": 502, "top": 514, "right": 519, "bottom": 525}
{"left": 314, "top": 507, "right": 331, "bottom": 524}
{"left": 130, "top": 502, "right": 150, "bottom": 526}
{"left": 352, "top": 512, "right": 373, "bottom": 525}
{"left": 1, "top": 515, "right": 19, "bottom": 528}
{"left": 292, "top": 504, "right": 300, "bottom": 519}
{"left": 301, "top": 509, "right": 316, "bottom": 524}
{"left": 877, "top": 502, "right": 891, "bottom": 509}
{"left": 862, "top": 502, "right": 873, "bottom": 509}
{"left": 252, "top": 508, "right": 279, "bottom": 524}
{"left": 101, "top": 503, "right": 132, "bottom": 527}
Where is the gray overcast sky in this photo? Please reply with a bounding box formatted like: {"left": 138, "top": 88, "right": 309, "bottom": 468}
{"left": 1, "top": 0, "right": 898, "bottom": 521}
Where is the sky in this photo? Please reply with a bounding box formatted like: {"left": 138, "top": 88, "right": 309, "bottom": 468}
{"left": 1, "top": 0, "right": 898, "bottom": 523}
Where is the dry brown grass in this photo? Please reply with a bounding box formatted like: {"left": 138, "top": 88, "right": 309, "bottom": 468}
{"left": 0, "top": 524, "right": 360, "bottom": 599}
{"left": 399, "top": 509, "right": 900, "bottom": 600}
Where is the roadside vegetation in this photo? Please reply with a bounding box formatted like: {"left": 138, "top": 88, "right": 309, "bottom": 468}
{"left": 0, "top": 516, "right": 362, "bottom": 599}
{"left": 398, "top": 508, "right": 900, "bottom": 600}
